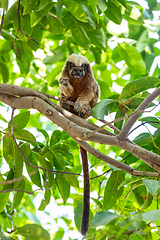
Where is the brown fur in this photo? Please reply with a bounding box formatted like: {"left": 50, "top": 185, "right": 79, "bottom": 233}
{"left": 59, "top": 54, "right": 100, "bottom": 235}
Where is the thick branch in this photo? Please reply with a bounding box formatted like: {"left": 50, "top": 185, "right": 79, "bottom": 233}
{"left": 0, "top": 92, "right": 160, "bottom": 173}
{"left": 72, "top": 137, "right": 159, "bottom": 177}
{"left": 0, "top": 83, "right": 114, "bottom": 137}
{"left": 118, "top": 87, "right": 160, "bottom": 140}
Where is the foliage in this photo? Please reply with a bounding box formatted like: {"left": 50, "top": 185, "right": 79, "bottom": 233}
{"left": 0, "top": 0, "right": 160, "bottom": 239}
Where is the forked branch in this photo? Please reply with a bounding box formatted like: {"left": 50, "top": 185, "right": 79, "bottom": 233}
{"left": 0, "top": 83, "right": 160, "bottom": 176}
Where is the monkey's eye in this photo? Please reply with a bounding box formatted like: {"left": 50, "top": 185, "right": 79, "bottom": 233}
{"left": 81, "top": 63, "right": 88, "bottom": 70}
{"left": 67, "top": 61, "right": 75, "bottom": 69}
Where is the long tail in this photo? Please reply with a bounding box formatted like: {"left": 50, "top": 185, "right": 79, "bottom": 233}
{"left": 79, "top": 146, "right": 90, "bottom": 236}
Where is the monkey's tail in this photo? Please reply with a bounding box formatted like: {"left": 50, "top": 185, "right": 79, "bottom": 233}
{"left": 79, "top": 146, "right": 90, "bottom": 236}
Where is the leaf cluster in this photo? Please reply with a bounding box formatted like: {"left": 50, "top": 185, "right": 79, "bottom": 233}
{"left": 0, "top": 0, "right": 160, "bottom": 239}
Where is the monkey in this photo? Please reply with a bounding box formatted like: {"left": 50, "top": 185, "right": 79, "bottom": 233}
{"left": 59, "top": 54, "right": 100, "bottom": 236}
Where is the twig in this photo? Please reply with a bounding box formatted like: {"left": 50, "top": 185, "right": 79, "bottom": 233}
{"left": 129, "top": 121, "right": 160, "bottom": 135}
{"left": 0, "top": 170, "right": 37, "bottom": 185}
{"left": 84, "top": 110, "right": 145, "bottom": 139}
{"left": 10, "top": 107, "right": 80, "bottom": 177}
{"left": 117, "top": 86, "right": 160, "bottom": 140}
{"left": 1, "top": 86, "right": 160, "bottom": 173}
{"left": 71, "top": 136, "right": 160, "bottom": 177}
{"left": 15, "top": 0, "right": 56, "bottom": 55}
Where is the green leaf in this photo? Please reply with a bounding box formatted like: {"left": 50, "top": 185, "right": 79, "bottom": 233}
{"left": 15, "top": 42, "right": 31, "bottom": 75}
{"left": 28, "top": 25, "right": 43, "bottom": 51}
{"left": 53, "top": 228, "right": 64, "bottom": 240}
{"left": 114, "top": 108, "right": 126, "bottom": 130}
{"left": 23, "top": 0, "right": 39, "bottom": 14}
{"left": 8, "top": 111, "right": 30, "bottom": 132}
{"left": 143, "top": 179, "right": 160, "bottom": 196}
{"left": 1, "top": 30, "right": 16, "bottom": 42}
{"left": 133, "top": 185, "right": 147, "bottom": 206}
{"left": 118, "top": 42, "right": 146, "bottom": 75}
{"left": 40, "top": 14, "right": 64, "bottom": 34}
{"left": 0, "top": 192, "right": 10, "bottom": 213}
{"left": 37, "top": 129, "right": 49, "bottom": 142}
{"left": 30, "top": 2, "right": 55, "bottom": 27}
{"left": 91, "top": 99, "right": 115, "bottom": 120}
{"left": 119, "top": 77, "right": 160, "bottom": 99}
{"left": 117, "top": 0, "right": 126, "bottom": 7}
{"left": 103, "top": 171, "right": 124, "bottom": 210}
{"left": 50, "top": 130, "right": 62, "bottom": 145}
{"left": 0, "top": 60, "right": 9, "bottom": 83}
{"left": 3, "top": 135, "right": 14, "bottom": 163}
{"left": 15, "top": 130, "right": 37, "bottom": 147}
{"left": 133, "top": 133, "right": 153, "bottom": 148}
{"left": 142, "top": 209, "right": 160, "bottom": 223}
{"left": 88, "top": 0, "right": 98, "bottom": 13}
{"left": 12, "top": 179, "right": 25, "bottom": 209}
{"left": 71, "top": 21, "right": 90, "bottom": 48}
{"left": 126, "top": 98, "right": 155, "bottom": 110}
{"left": 74, "top": 202, "right": 83, "bottom": 232}
{"left": 142, "top": 192, "right": 153, "bottom": 210}
{"left": 11, "top": 4, "right": 33, "bottom": 41}
{"left": 154, "top": 128, "right": 160, "bottom": 146}
{"left": 0, "top": 175, "right": 10, "bottom": 213}
{"left": 26, "top": 153, "right": 42, "bottom": 187}
{"left": 16, "top": 224, "right": 50, "bottom": 240}
{"left": 98, "top": 0, "right": 107, "bottom": 12}
{"left": 43, "top": 46, "right": 65, "bottom": 64}
{"left": 38, "top": 189, "right": 51, "bottom": 211}
{"left": 56, "top": 174, "right": 70, "bottom": 204}
{"left": 61, "top": 0, "right": 88, "bottom": 22}
{"left": 0, "top": 0, "right": 8, "bottom": 11}
{"left": 13, "top": 143, "right": 24, "bottom": 188}
{"left": 53, "top": 152, "right": 66, "bottom": 171}
{"left": 87, "top": 28, "right": 106, "bottom": 49}
{"left": 105, "top": 0, "right": 122, "bottom": 24}
{"left": 92, "top": 210, "right": 119, "bottom": 227}
{"left": 63, "top": 167, "right": 79, "bottom": 188}
{"left": 140, "top": 116, "right": 160, "bottom": 128}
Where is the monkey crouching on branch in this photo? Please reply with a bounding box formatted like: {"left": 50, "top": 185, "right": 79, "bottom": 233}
{"left": 59, "top": 54, "right": 100, "bottom": 235}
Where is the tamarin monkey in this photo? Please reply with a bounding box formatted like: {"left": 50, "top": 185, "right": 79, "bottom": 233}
{"left": 59, "top": 54, "right": 100, "bottom": 236}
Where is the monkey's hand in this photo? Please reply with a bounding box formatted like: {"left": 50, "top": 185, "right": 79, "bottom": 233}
{"left": 59, "top": 94, "right": 71, "bottom": 111}
{"left": 59, "top": 77, "right": 73, "bottom": 97}
{"left": 74, "top": 102, "right": 91, "bottom": 119}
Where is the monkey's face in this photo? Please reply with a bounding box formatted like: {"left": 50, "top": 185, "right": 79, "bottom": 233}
{"left": 67, "top": 61, "right": 88, "bottom": 80}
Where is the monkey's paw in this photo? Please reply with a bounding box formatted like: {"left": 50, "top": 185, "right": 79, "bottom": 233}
{"left": 59, "top": 78, "right": 73, "bottom": 95}
{"left": 59, "top": 77, "right": 68, "bottom": 85}
{"left": 74, "top": 102, "right": 91, "bottom": 119}
{"left": 59, "top": 95, "right": 68, "bottom": 103}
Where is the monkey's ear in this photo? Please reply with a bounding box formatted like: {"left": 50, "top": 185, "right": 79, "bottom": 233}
{"left": 67, "top": 61, "right": 75, "bottom": 69}
{"left": 81, "top": 63, "right": 89, "bottom": 70}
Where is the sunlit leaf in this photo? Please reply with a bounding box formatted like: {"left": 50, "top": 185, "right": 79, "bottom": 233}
{"left": 92, "top": 211, "right": 119, "bottom": 227}
{"left": 119, "top": 77, "right": 160, "bottom": 99}
{"left": 103, "top": 171, "right": 124, "bottom": 210}
{"left": 56, "top": 174, "right": 70, "bottom": 204}
{"left": 16, "top": 224, "right": 50, "bottom": 240}
{"left": 12, "top": 179, "right": 25, "bottom": 209}
{"left": 105, "top": 0, "right": 122, "bottom": 24}
{"left": 91, "top": 99, "right": 115, "bottom": 120}
{"left": 30, "top": 2, "right": 55, "bottom": 27}
{"left": 61, "top": 0, "right": 88, "bottom": 22}
{"left": 8, "top": 111, "right": 30, "bottom": 132}
{"left": 118, "top": 42, "right": 146, "bottom": 75}
{"left": 143, "top": 179, "right": 160, "bottom": 196}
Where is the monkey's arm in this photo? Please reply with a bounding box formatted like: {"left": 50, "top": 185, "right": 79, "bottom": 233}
{"left": 74, "top": 87, "right": 96, "bottom": 118}
{"left": 59, "top": 77, "right": 73, "bottom": 97}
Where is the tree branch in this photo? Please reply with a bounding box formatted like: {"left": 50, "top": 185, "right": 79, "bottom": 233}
{"left": 0, "top": 84, "right": 160, "bottom": 175}
{"left": 117, "top": 87, "right": 160, "bottom": 140}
